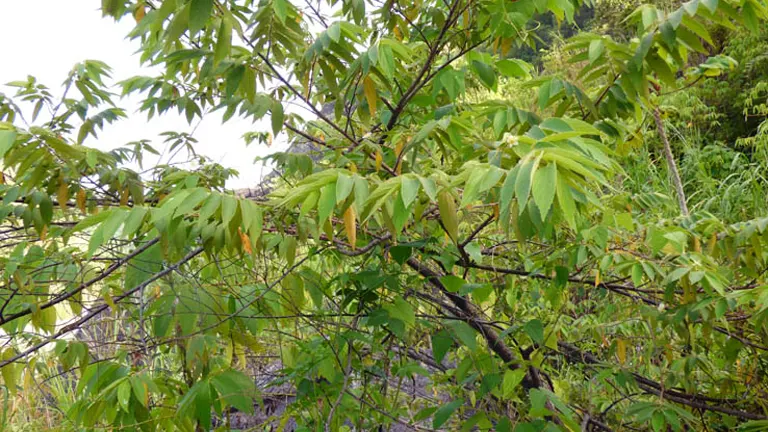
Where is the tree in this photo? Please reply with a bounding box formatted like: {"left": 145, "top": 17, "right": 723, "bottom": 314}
{"left": 2, "top": 0, "right": 768, "bottom": 430}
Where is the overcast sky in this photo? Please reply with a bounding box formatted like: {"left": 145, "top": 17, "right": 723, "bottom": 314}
{"left": 0, "top": 1, "right": 289, "bottom": 189}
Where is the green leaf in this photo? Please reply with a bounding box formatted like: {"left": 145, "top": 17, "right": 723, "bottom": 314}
{"left": 318, "top": 183, "right": 336, "bottom": 225}
{"left": 472, "top": 60, "right": 496, "bottom": 89}
{"left": 401, "top": 175, "right": 421, "bottom": 208}
{"left": 130, "top": 375, "right": 149, "bottom": 407}
{"left": 124, "top": 243, "right": 162, "bottom": 291}
{"left": 211, "top": 370, "right": 255, "bottom": 413}
{"left": 440, "top": 275, "right": 466, "bottom": 293}
{"left": 327, "top": 22, "right": 341, "bottom": 42}
{"left": 532, "top": 162, "right": 557, "bottom": 219}
{"left": 0, "top": 130, "right": 16, "bottom": 158}
{"left": 431, "top": 330, "right": 453, "bottom": 364}
{"left": 515, "top": 158, "right": 537, "bottom": 211}
{"left": 213, "top": 18, "right": 232, "bottom": 66}
{"left": 336, "top": 173, "right": 354, "bottom": 204}
{"left": 556, "top": 173, "right": 576, "bottom": 228}
{"left": 448, "top": 321, "right": 476, "bottom": 350}
{"left": 588, "top": 39, "right": 604, "bottom": 64}
{"left": 496, "top": 59, "right": 531, "bottom": 78}
{"left": 389, "top": 245, "right": 412, "bottom": 264}
{"left": 701, "top": 0, "right": 717, "bottom": 12}
{"left": 386, "top": 296, "right": 415, "bottom": 327}
{"left": 189, "top": 0, "right": 213, "bottom": 36}
{"left": 525, "top": 319, "right": 544, "bottom": 345}
{"left": 502, "top": 369, "right": 526, "bottom": 399}
{"left": 117, "top": 380, "right": 132, "bottom": 412}
{"left": 221, "top": 195, "right": 237, "bottom": 227}
{"left": 273, "top": 0, "right": 288, "bottom": 23}
{"left": 39, "top": 196, "right": 53, "bottom": 224}
{"left": 433, "top": 399, "right": 464, "bottom": 428}
{"left": 271, "top": 101, "right": 284, "bottom": 136}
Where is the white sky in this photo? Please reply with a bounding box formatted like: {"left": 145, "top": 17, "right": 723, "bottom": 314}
{"left": 0, "top": 1, "right": 290, "bottom": 189}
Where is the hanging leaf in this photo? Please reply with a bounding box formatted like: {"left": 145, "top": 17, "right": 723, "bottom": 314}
{"left": 438, "top": 191, "right": 459, "bottom": 242}
{"left": 363, "top": 75, "right": 377, "bottom": 117}
{"left": 343, "top": 205, "right": 357, "bottom": 249}
{"left": 532, "top": 162, "right": 557, "bottom": 219}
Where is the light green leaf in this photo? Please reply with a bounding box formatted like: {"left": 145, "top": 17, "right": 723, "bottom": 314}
{"left": 556, "top": 173, "right": 576, "bottom": 229}
{"left": 502, "top": 369, "right": 526, "bottom": 399}
{"left": 271, "top": 101, "right": 284, "bottom": 136}
{"left": 189, "top": 0, "right": 213, "bottom": 36}
{"left": 588, "top": 39, "right": 604, "bottom": 64}
{"left": 336, "top": 173, "right": 354, "bottom": 204}
{"left": 0, "top": 130, "right": 16, "bottom": 159}
{"left": 515, "top": 157, "right": 538, "bottom": 211}
{"left": 386, "top": 296, "right": 415, "bottom": 327}
{"left": 318, "top": 183, "right": 336, "bottom": 225}
{"left": 118, "top": 380, "right": 132, "bottom": 412}
{"left": 273, "top": 0, "right": 288, "bottom": 23}
{"left": 440, "top": 275, "right": 466, "bottom": 293}
{"left": 433, "top": 399, "right": 464, "bottom": 428}
{"left": 532, "top": 162, "right": 557, "bottom": 219}
{"left": 213, "top": 18, "right": 232, "bottom": 66}
{"left": 401, "top": 175, "right": 421, "bottom": 208}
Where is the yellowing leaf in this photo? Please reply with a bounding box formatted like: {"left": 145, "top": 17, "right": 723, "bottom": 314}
{"left": 344, "top": 205, "right": 357, "bottom": 249}
{"left": 363, "top": 75, "right": 377, "bottom": 117}
{"left": 239, "top": 228, "right": 252, "bottom": 254}
{"left": 1, "top": 350, "right": 20, "bottom": 396}
{"left": 375, "top": 149, "right": 383, "bottom": 172}
{"left": 57, "top": 177, "right": 69, "bottom": 209}
{"left": 617, "top": 338, "right": 627, "bottom": 364}
{"left": 77, "top": 189, "right": 87, "bottom": 214}
{"left": 438, "top": 191, "right": 459, "bottom": 243}
{"left": 120, "top": 188, "right": 130, "bottom": 207}
{"left": 134, "top": 3, "right": 146, "bottom": 23}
